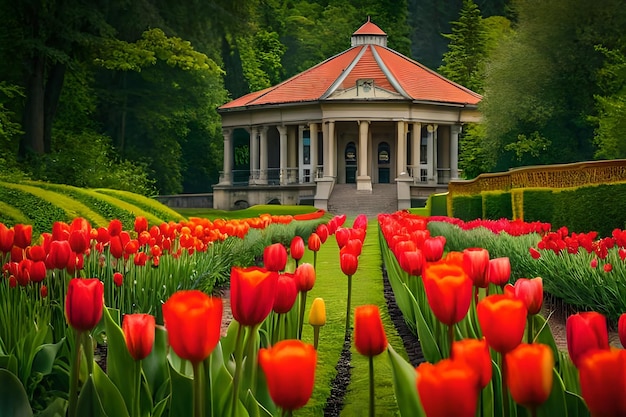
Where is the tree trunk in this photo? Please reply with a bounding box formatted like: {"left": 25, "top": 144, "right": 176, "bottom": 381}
{"left": 43, "top": 63, "right": 66, "bottom": 153}
{"left": 21, "top": 55, "right": 46, "bottom": 156}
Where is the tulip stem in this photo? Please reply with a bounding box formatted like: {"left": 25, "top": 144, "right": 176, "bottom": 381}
{"left": 368, "top": 356, "right": 375, "bottom": 417}
{"left": 502, "top": 356, "right": 510, "bottom": 417}
{"left": 244, "top": 324, "right": 261, "bottom": 394}
{"left": 447, "top": 324, "right": 454, "bottom": 358}
{"left": 192, "top": 361, "right": 204, "bottom": 417}
{"left": 527, "top": 315, "right": 534, "bottom": 344}
{"left": 313, "top": 326, "right": 320, "bottom": 350}
{"left": 298, "top": 291, "right": 307, "bottom": 339}
{"left": 133, "top": 360, "right": 141, "bottom": 417}
{"left": 345, "top": 275, "right": 353, "bottom": 335}
{"left": 68, "top": 330, "right": 83, "bottom": 417}
{"left": 231, "top": 324, "right": 244, "bottom": 417}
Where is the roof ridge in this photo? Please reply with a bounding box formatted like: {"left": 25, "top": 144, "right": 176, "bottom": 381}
{"left": 377, "top": 46, "right": 483, "bottom": 100}
{"left": 370, "top": 45, "right": 410, "bottom": 99}
{"left": 320, "top": 45, "right": 368, "bottom": 99}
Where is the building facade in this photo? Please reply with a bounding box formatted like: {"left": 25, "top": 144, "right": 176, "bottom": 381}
{"left": 214, "top": 19, "right": 481, "bottom": 210}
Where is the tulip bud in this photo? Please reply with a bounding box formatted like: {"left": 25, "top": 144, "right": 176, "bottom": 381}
{"left": 290, "top": 236, "right": 305, "bottom": 262}
{"left": 308, "top": 298, "right": 326, "bottom": 327}
{"left": 307, "top": 232, "right": 321, "bottom": 252}
{"left": 65, "top": 278, "right": 104, "bottom": 332}
{"left": 263, "top": 243, "right": 288, "bottom": 272}
{"left": 477, "top": 294, "right": 527, "bottom": 354}
{"left": 354, "top": 305, "right": 388, "bottom": 357}
{"left": 566, "top": 312, "right": 609, "bottom": 368}
{"left": 122, "top": 313, "right": 156, "bottom": 361}
{"left": 505, "top": 343, "right": 554, "bottom": 409}
{"left": 463, "top": 247, "right": 490, "bottom": 288}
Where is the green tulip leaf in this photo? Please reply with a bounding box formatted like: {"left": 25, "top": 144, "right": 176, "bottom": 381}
{"left": 0, "top": 354, "right": 19, "bottom": 375}
{"left": 152, "top": 397, "right": 168, "bottom": 417}
{"left": 387, "top": 345, "right": 425, "bottom": 417}
{"left": 168, "top": 358, "right": 193, "bottom": 417}
{"left": 143, "top": 326, "right": 170, "bottom": 403}
{"left": 32, "top": 338, "right": 64, "bottom": 375}
{"left": 533, "top": 314, "right": 558, "bottom": 358}
{"left": 77, "top": 366, "right": 130, "bottom": 417}
{"left": 0, "top": 368, "right": 33, "bottom": 417}
{"left": 536, "top": 369, "right": 567, "bottom": 417}
{"left": 34, "top": 397, "right": 66, "bottom": 417}
{"left": 103, "top": 306, "right": 136, "bottom": 413}
{"left": 403, "top": 283, "right": 442, "bottom": 363}
{"left": 564, "top": 391, "right": 590, "bottom": 417}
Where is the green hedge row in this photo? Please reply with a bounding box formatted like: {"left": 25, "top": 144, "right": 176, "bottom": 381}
{"left": 449, "top": 182, "right": 626, "bottom": 236}
{"left": 0, "top": 181, "right": 183, "bottom": 235}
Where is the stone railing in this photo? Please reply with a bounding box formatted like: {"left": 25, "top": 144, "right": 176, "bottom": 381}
{"left": 448, "top": 159, "right": 626, "bottom": 196}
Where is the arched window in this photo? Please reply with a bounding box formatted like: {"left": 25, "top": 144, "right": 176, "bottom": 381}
{"left": 378, "top": 142, "right": 390, "bottom": 165}
{"left": 345, "top": 142, "right": 357, "bottom": 164}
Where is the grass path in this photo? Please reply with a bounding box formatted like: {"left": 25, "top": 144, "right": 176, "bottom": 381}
{"left": 295, "top": 218, "right": 410, "bottom": 416}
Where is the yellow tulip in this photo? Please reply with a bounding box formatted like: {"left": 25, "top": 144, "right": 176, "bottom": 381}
{"left": 308, "top": 298, "right": 326, "bottom": 326}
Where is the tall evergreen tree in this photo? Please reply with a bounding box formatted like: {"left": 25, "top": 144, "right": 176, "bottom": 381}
{"left": 438, "top": 0, "right": 487, "bottom": 93}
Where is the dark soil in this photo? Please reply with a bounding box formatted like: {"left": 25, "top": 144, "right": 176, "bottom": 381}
{"left": 323, "top": 334, "right": 353, "bottom": 417}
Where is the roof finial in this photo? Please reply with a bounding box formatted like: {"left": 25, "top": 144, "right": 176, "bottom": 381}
{"left": 367, "top": 16, "right": 371, "bottom": 22}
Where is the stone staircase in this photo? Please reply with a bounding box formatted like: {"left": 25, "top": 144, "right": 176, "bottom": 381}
{"left": 327, "top": 183, "right": 398, "bottom": 218}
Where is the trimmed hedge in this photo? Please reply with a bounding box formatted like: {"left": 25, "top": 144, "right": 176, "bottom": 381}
{"left": 430, "top": 193, "right": 448, "bottom": 216}
{"left": 0, "top": 201, "right": 30, "bottom": 225}
{"left": 451, "top": 194, "right": 482, "bottom": 221}
{"left": 482, "top": 190, "right": 512, "bottom": 220}
{"left": 0, "top": 184, "right": 69, "bottom": 235}
{"left": 521, "top": 188, "right": 554, "bottom": 223}
{"left": 95, "top": 188, "right": 184, "bottom": 222}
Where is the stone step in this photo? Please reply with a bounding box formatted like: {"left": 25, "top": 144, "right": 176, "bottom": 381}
{"left": 328, "top": 183, "right": 398, "bottom": 218}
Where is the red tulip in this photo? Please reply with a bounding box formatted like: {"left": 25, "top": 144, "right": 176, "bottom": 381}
{"left": 264, "top": 243, "right": 288, "bottom": 272}
{"left": 113, "top": 272, "right": 124, "bottom": 287}
{"left": 307, "top": 233, "right": 321, "bottom": 252}
{"left": 422, "top": 261, "right": 473, "bottom": 326}
{"left": 52, "top": 221, "right": 70, "bottom": 241}
{"left": 566, "top": 312, "right": 609, "bottom": 368}
{"left": 108, "top": 219, "right": 123, "bottom": 237}
{"left": 352, "top": 214, "right": 368, "bottom": 230}
{"left": 335, "top": 227, "right": 350, "bottom": 249}
{"left": 487, "top": 257, "right": 511, "bottom": 287}
{"left": 134, "top": 216, "right": 148, "bottom": 234}
{"left": 163, "top": 290, "right": 222, "bottom": 364}
{"left": 619, "top": 313, "right": 626, "bottom": 348}
{"left": 416, "top": 359, "right": 479, "bottom": 417}
{"left": 16, "top": 259, "right": 31, "bottom": 286}
{"left": 340, "top": 252, "right": 358, "bottom": 276}
{"left": 294, "top": 263, "right": 316, "bottom": 292}
{"left": 259, "top": 340, "right": 317, "bottom": 411}
{"left": 463, "top": 248, "right": 490, "bottom": 288}
{"left": 315, "top": 224, "right": 329, "bottom": 243}
{"left": 27, "top": 245, "right": 46, "bottom": 262}
{"left": 505, "top": 343, "right": 554, "bottom": 409}
{"left": 578, "top": 349, "right": 626, "bottom": 417}
{"left": 290, "top": 236, "right": 305, "bottom": 262}
{"left": 122, "top": 313, "right": 156, "bottom": 361}
{"left": 398, "top": 250, "right": 424, "bottom": 276}
{"left": 273, "top": 273, "right": 298, "bottom": 314}
{"left": 343, "top": 238, "right": 363, "bottom": 256}
{"left": 422, "top": 236, "right": 445, "bottom": 262}
{"left": 109, "top": 236, "right": 124, "bottom": 259}
{"left": 354, "top": 305, "right": 388, "bottom": 356}
{"left": 0, "top": 223, "right": 14, "bottom": 253}
{"left": 65, "top": 278, "right": 104, "bottom": 332}
{"left": 529, "top": 247, "right": 541, "bottom": 259}
{"left": 452, "top": 338, "right": 492, "bottom": 389}
{"left": 69, "top": 229, "right": 90, "bottom": 254}
{"left": 29, "top": 260, "right": 47, "bottom": 283}
{"left": 511, "top": 277, "right": 543, "bottom": 315}
{"left": 230, "top": 266, "right": 278, "bottom": 326}
{"left": 13, "top": 224, "right": 32, "bottom": 249}
{"left": 46, "top": 240, "right": 71, "bottom": 270}
{"left": 477, "top": 294, "right": 527, "bottom": 354}
{"left": 40, "top": 285, "right": 48, "bottom": 298}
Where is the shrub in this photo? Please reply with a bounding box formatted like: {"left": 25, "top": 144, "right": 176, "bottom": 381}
{"left": 451, "top": 194, "right": 482, "bottom": 221}
{"left": 482, "top": 191, "right": 512, "bottom": 220}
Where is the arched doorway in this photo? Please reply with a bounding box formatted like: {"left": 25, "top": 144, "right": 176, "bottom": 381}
{"left": 378, "top": 142, "right": 390, "bottom": 183}
{"left": 345, "top": 142, "right": 357, "bottom": 184}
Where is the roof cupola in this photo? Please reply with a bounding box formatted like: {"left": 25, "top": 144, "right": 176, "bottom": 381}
{"left": 351, "top": 17, "right": 387, "bottom": 47}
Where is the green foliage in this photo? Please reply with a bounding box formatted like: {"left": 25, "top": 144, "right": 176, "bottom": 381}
{"left": 482, "top": 190, "right": 512, "bottom": 220}
{"left": 451, "top": 194, "right": 482, "bottom": 220}
{"left": 459, "top": 123, "right": 495, "bottom": 178}
{"left": 521, "top": 188, "right": 554, "bottom": 223}
{"left": 0, "top": 202, "right": 29, "bottom": 225}
{"left": 439, "top": 0, "right": 487, "bottom": 93}
{"left": 430, "top": 193, "right": 449, "bottom": 216}
{"left": 237, "top": 30, "right": 286, "bottom": 91}
{"left": 94, "top": 189, "right": 184, "bottom": 222}
{"left": 0, "top": 184, "right": 68, "bottom": 235}
{"left": 552, "top": 183, "right": 626, "bottom": 237}
{"left": 30, "top": 182, "right": 138, "bottom": 229}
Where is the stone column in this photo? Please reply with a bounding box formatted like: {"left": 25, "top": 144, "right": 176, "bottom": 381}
{"left": 450, "top": 125, "right": 461, "bottom": 180}
{"left": 221, "top": 128, "right": 233, "bottom": 185}
{"left": 412, "top": 122, "right": 421, "bottom": 181}
{"left": 278, "top": 125, "right": 288, "bottom": 185}
{"left": 426, "top": 124, "right": 437, "bottom": 183}
{"left": 357, "top": 120, "right": 372, "bottom": 191}
{"left": 310, "top": 123, "right": 319, "bottom": 180}
{"left": 259, "top": 126, "right": 268, "bottom": 184}
{"left": 396, "top": 121, "right": 407, "bottom": 177}
{"left": 288, "top": 126, "right": 297, "bottom": 183}
{"left": 250, "top": 126, "right": 259, "bottom": 184}
{"left": 325, "top": 120, "right": 336, "bottom": 178}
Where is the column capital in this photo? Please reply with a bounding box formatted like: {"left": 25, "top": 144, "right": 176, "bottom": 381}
{"left": 222, "top": 128, "right": 232, "bottom": 138}
{"left": 451, "top": 124, "right": 462, "bottom": 135}
{"left": 277, "top": 125, "right": 288, "bottom": 135}
{"left": 426, "top": 124, "right": 438, "bottom": 133}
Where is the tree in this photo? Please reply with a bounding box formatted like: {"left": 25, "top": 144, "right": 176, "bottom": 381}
{"left": 480, "top": 0, "right": 622, "bottom": 172}
{"left": 439, "top": 0, "right": 487, "bottom": 93}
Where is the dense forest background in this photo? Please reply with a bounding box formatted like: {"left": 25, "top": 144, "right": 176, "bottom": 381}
{"left": 0, "top": 0, "right": 625, "bottom": 196}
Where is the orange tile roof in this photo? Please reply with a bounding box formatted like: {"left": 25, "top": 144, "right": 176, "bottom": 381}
{"left": 219, "top": 29, "right": 481, "bottom": 111}
{"left": 353, "top": 19, "right": 386, "bottom": 36}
